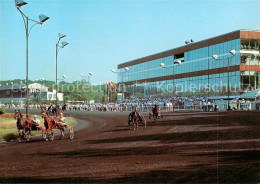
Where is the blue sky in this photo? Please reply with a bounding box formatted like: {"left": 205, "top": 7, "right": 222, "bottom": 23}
{"left": 0, "top": 0, "right": 259, "bottom": 84}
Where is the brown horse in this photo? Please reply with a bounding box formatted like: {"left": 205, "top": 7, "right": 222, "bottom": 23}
{"left": 41, "top": 108, "right": 74, "bottom": 140}
{"left": 14, "top": 110, "right": 46, "bottom": 141}
{"left": 14, "top": 110, "right": 26, "bottom": 140}
{"left": 47, "top": 105, "right": 58, "bottom": 116}
{"left": 149, "top": 108, "right": 163, "bottom": 122}
{"left": 128, "top": 111, "right": 146, "bottom": 130}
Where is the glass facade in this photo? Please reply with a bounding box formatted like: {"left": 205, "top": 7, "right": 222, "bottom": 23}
{"left": 118, "top": 56, "right": 173, "bottom": 83}
{"left": 118, "top": 36, "right": 260, "bottom": 98}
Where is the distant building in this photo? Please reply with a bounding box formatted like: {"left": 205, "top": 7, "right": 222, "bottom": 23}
{"left": 0, "top": 82, "right": 63, "bottom": 103}
{"left": 46, "top": 90, "right": 64, "bottom": 101}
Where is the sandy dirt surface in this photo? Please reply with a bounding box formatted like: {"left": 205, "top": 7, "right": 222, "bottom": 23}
{"left": 0, "top": 109, "right": 259, "bottom": 183}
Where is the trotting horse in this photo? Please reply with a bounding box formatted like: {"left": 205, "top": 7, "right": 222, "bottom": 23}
{"left": 41, "top": 108, "right": 74, "bottom": 141}
{"left": 149, "top": 107, "right": 163, "bottom": 122}
{"left": 47, "top": 105, "right": 58, "bottom": 116}
{"left": 14, "top": 110, "right": 46, "bottom": 141}
{"left": 14, "top": 110, "right": 26, "bottom": 141}
{"left": 41, "top": 108, "right": 62, "bottom": 141}
{"left": 128, "top": 111, "right": 146, "bottom": 130}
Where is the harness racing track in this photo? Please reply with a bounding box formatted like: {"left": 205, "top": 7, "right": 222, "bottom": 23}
{"left": 0, "top": 110, "right": 259, "bottom": 183}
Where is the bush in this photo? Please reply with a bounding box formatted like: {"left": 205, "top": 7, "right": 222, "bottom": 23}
{"left": 0, "top": 108, "right": 6, "bottom": 115}
{"left": 3, "top": 133, "right": 18, "bottom": 142}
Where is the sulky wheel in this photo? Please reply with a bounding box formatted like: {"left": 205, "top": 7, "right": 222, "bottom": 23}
{"left": 69, "top": 132, "right": 74, "bottom": 139}
{"left": 42, "top": 131, "right": 47, "bottom": 140}
{"left": 60, "top": 131, "right": 64, "bottom": 140}
{"left": 129, "top": 122, "right": 132, "bottom": 130}
{"left": 45, "top": 131, "right": 50, "bottom": 141}
{"left": 144, "top": 120, "right": 147, "bottom": 128}
{"left": 50, "top": 132, "right": 54, "bottom": 141}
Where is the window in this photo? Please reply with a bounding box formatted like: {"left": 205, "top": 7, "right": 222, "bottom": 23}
{"left": 241, "top": 39, "right": 259, "bottom": 50}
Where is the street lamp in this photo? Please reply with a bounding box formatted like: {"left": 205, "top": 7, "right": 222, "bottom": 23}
{"left": 88, "top": 72, "right": 93, "bottom": 78}
{"left": 15, "top": 0, "right": 49, "bottom": 118}
{"left": 124, "top": 67, "right": 130, "bottom": 92}
{"left": 56, "top": 33, "right": 69, "bottom": 116}
{"left": 174, "top": 60, "right": 182, "bottom": 65}
{"left": 79, "top": 73, "right": 93, "bottom": 102}
{"left": 111, "top": 67, "right": 129, "bottom": 94}
{"left": 160, "top": 61, "right": 181, "bottom": 96}
{"left": 111, "top": 68, "right": 129, "bottom": 100}
{"left": 212, "top": 49, "right": 236, "bottom": 111}
{"left": 80, "top": 72, "right": 93, "bottom": 83}
{"left": 57, "top": 75, "right": 66, "bottom": 81}
{"left": 160, "top": 63, "right": 165, "bottom": 68}
{"left": 87, "top": 72, "right": 93, "bottom": 83}
{"left": 111, "top": 69, "right": 116, "bottom": 73}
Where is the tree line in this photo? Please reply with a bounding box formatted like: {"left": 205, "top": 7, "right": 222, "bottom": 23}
{"left": 0, "top": 79, "right": 117, "bottom": 103}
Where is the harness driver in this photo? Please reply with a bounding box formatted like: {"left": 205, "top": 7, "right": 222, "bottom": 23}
{"left": 129, "top": 105, "right": 140, "bottom": 121}
{"left": 33, "top": 115, "right": 41, "bottom": 130}
{"left": 153, "top": 104, "right": 159, "bottom": 114}
{"left": 58, "top": 112, "right": 67, "bottom": 127}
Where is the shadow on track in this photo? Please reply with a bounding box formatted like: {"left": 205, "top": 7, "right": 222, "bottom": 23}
{"left": 1, "top": 159, "right": 258, "bottom": 183}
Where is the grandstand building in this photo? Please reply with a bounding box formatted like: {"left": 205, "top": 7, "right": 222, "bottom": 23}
{"left": 117, "top": 30, "right": 260, "bottom": 99}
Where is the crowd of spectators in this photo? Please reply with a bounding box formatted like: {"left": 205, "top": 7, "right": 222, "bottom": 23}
{"left": 1, "top": 96, "right": 259, "bottom": 112}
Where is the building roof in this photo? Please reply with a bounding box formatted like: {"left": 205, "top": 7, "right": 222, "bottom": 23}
{"left": 0, "top": 83, "right": 26, "bottom": 90}
{"left": 118, "top": 29, "right": 260, "bottom": 69}
{"left": 0, "top": 82, "right": 48, "bottom": 91}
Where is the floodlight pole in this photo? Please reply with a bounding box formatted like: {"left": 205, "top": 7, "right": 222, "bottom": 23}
{"left": 55, "top": 37, "right": 62, "bottom": 117}
{"left": 55, "top": 35, "right": 68, "bottom": 116}
{"left": 212, "top": 50, "right": 235, "bottom": 111}
{"left": 87, "top": 76, "right": 91, "bottom": 84}
{"left": 227, "top": 57, "right": 231, "bottom": 111}
{"left": 80, "top": 74, "right": 92, "bottom": 102}
{"left": 56, "top": 41, "right": 58, "bottom": 116}
{"left": 17, "top": 9, "right": 30, "bottom": 118}
{"left": 161, "top": 62, "right": 180, "bottom": 97}
{"left": 26, "top": 16, "right": 29, "bottom": 118}
{"left": 172, "top": 65, "right": 180, "bottom": 96}
{"left": 111, "top": 68, "right": 129, "bottom": 101}
{"left": 16, "top": 6, "right": 49, "bottom": 118}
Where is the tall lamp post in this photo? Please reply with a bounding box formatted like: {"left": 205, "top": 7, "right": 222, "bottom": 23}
{"left": 58, "top": 75, "right": 66, "bottom": 82}
{"left": 79, "top": 73, "right": 93, "bottom": 102}
{"left": 160, "top": 60, "right": 181, "bottom": 96}
{"left": 80, "top": 72, "right": 93, "bottom": 83}
{"left": 212, "top": 49, "right": 236, "bottom": 111}
{"left": 58, "top": 74, "right": 66, "bottom": 100}
{"left": 15, "top": 0, "right": 49, "bottom": 118}
{"left": 111, "top": 67, "right": 129, "bottom": 99}
{"left": 56, "top": 33, "right": 69, "bottom": 116}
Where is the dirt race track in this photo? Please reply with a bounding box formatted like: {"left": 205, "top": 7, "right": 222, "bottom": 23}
{"left": 0, "top": 110, "right": 259, "bottom": 183}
